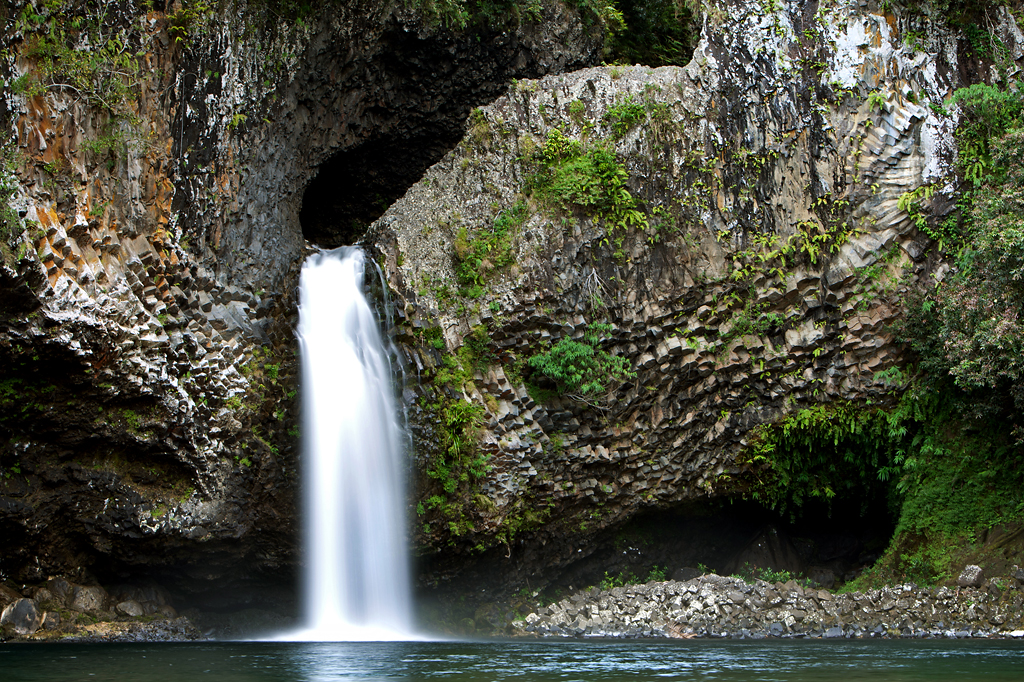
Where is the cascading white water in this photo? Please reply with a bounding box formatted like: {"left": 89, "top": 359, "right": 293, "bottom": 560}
{"left": 284, "top": 246, "right": 415, "bottom": 641}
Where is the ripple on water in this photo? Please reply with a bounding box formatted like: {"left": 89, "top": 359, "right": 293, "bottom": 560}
{"left": 3, "top": 639, "right": 1024, "bottom": 682}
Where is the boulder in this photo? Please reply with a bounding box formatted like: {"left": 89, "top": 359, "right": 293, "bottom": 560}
{"left": 957, "top": 565, "right": 984, "bottom": 588}
{"left": 41, "top": 611, "right": 61, "bottom": 631}
{"left": 115, "top": 600, "right": 145, "bottom": 617}
{"left": 157, "top": 604, "right": 178, "bottom": 618}
{"left": 0, "top": 584, "right": 23, "bottom": 609}
{"left": 45, "top": 577, "right": 74, "bottom": 607}
{"left": 31, "top": 587, "right": 56, "bottom": 607}
{"left": 71, "top": 585, "right": 110, "bottom": 612}
{"left": 1, "top": 598, "right": 43, "bottom": 635}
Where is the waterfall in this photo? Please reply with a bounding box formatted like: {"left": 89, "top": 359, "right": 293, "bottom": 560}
{"left": 284, "top": 246, "right": 415, "bottom": 641}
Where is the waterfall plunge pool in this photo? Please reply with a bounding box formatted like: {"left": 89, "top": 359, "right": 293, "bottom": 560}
{"left": 3, "top": 639, "right": 1024, "bottom": 681}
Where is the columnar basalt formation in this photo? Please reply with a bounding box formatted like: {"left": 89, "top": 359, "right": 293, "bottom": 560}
{"left": 0, "top": 0, "right": 601, "bottom": 598}
{"left": 367, "top": 1, "right": 1023, "bottom": 589}
{"left": 0, "top": 0, "right": 1020, "bottom": 614}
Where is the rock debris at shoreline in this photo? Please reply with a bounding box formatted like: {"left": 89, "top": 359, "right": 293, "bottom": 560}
{"left": 512, "top": 571, "right": 1024, "bottom": 640}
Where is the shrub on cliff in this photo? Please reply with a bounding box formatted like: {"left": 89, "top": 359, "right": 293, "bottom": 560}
{"left": 527, "top": 322, "right": 634, "bottom": 399}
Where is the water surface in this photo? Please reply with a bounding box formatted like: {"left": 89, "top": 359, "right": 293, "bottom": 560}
{"left": 3, "top": 639, "right": 1023, "bottom": 681}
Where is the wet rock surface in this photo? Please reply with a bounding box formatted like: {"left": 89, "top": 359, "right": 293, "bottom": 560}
{"left": 513, "top": 571, "right": 1024, "bottom": 639}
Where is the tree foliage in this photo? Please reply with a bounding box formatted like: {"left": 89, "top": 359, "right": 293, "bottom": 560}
{"left": 605, "top": 0, "right": 698, "bottom": 67}
{"left": 910, "top": 84, "right": 1024, "bottom": 410}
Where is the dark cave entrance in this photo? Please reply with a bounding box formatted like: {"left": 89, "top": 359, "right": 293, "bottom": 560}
{"left": 299, "top": 132, "right": 462, "bottom": 247}
{"left": 541, "top": 494, "right": 898, "bottom": 597}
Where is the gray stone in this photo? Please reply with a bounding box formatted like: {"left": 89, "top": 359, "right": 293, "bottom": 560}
{"left": 1, "top": 598, "right": 43, "bottom": 635}
{"left": 72, "top": 585, "right": 110, "bottom": 612}
{"left": 0, "top": 584, "right": 23, "bottom": 609}
{"left": 46, "top": 577, "right": 73, "bottom": 607}
{"left": 42, "top": 611, "right": 61, "bottom": 631}
{"left": 824, "top": 626, "right": 845, "bottom": 638}
{"left": 957, "top": 565, "right": 984, "bottom": 588}
{"left": 115, "top": 600, "right": 145, "bottom": 617}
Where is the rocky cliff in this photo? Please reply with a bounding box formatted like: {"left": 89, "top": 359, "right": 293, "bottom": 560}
{"left": 0, "top": 0, "right": 601, "bottom": 606}
{"left": 0, "top": 0, "right": 1019, "bottom": 624}
{"left": 367, "top": 0, "right": 1023, "bottom": 594}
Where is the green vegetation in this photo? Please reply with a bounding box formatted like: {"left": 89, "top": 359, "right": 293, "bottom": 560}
{"left": 411, "top": 0, "right": 613, "bottom": 31}
{"left": 603, "top": 94, "right": 647, "bottom": 137}
{"left": 720, "top": 299, "right": 786, "bottom": 344}
{"left": 17, "top": 1, "right": 145, "bottom": 120}
{"left": 454, "top": 201, "right": 528, "bottom": 298}
{"left": 417, "top": 325, "right": 498, "bottom": 542}
{"left": 527, "top": 322, "right": 634, "bottom": 399}
{"left": 946, "top": 83, "right": 1022, "bottom": 190}
{"left": 605, "top": 0, "right": 698, "bottom": 67}
{"left": 745, "top": 382, "right": 1024, "bottom": 587}
{"left": 729, "top": 207, "right": 856, "bottom": 287}
{"left": 409, "top": 0, "right": 698, "bottom": 67}
{"left": 167, "top": 0, "right": 215, "bottom": 48}
{"left": 1, "top": 142, "right": 25, "bottom": 266}
{"left": 426, "top": 398, "right": 488, "bottom": 494}
{"left": 598, "top": 564, "right": 668, "bottom": 590}
{"left": 732, "top": 562, "right": 808, "bottom": 586}
{"left": 743, "top": 401, "right": 900, "bottom": 516}
{"left": 525, "top": 128, "right": 648, "bottom": 256}
{"left": 122, "top": 409, "right": 142, "bottom": 434}
{"left": 603, "top": 90, "right": 673, "bottom": 140}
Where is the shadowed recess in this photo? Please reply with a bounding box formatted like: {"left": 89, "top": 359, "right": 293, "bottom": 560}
{"left": 299, "top": 133, "right": 459, "bottom": 248}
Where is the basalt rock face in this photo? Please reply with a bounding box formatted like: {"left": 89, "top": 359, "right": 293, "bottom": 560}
{"left": 367, "top": 0, "right": 1024, "bottom": 593}
{"left": 0, "top": 0, "right": 601, "bottom": 602}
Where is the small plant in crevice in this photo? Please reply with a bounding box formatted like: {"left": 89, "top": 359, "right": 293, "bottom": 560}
{"left": 426, "top": 397, "right": 489, "bottom": 494}
{"left": 524, "top": 128, "right": 648, "bottom": 257}
{"left": 453, "top": 201, "right": 528, "bottom": 298}
{"left": 732, "top": 562, "right": 810, "bottom": 586}
{"left": 645, "top": 564, "right": 667, "bottom": 582}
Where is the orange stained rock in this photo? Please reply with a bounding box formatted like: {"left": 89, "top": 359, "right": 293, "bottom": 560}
{"left": 884, "top": 11, "right": 898, "bottom": 35}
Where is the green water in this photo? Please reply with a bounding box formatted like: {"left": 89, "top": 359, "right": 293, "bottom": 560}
{"left": 2, "top": 639, "right": 1023, "bottom": 681}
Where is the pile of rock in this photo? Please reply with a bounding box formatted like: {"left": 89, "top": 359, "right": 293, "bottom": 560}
{"left": 513, "top": 567, "right": 1024, "bottom": 639}
{"left": 0, "top": 578, "right": 200, "bottom": 642}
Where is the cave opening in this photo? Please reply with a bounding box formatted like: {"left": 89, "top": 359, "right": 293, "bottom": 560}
{"left": 543, "top": 492, "right": 898, "bottom": 597}
{"left": 299, "top": 131, "right": 463, "bottom": 248}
